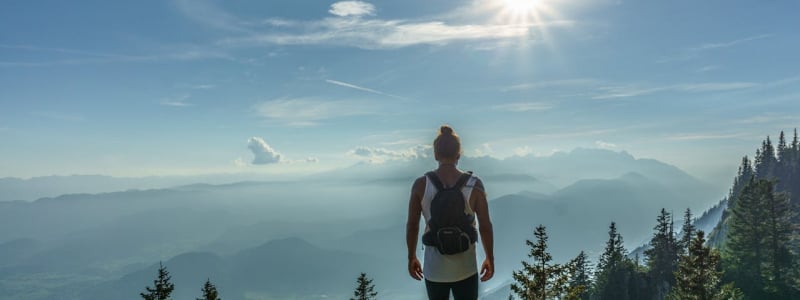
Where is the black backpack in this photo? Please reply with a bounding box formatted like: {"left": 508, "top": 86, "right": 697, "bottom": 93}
{"left": 421, "top": 171, "right": 478, "bottom": 255}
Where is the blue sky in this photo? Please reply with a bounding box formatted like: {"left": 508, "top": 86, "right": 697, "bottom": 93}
{"left": 1, "top": 0, "right": 799, "bottom": 184}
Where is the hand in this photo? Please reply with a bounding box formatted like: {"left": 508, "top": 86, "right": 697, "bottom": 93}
{"left": 480, "top": 258, "right": 494, "bottom": 282}
{"left": 408, "top": 257, "right": 423, "bottom": 280}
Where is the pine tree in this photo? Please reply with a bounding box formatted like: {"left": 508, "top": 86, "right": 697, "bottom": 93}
{"left": 196, "top": 279, "right": 221, "bottom": 300}
{"left": 668, "top": 231, "right": 733, "bottom": 300}
{"left": 511, "top": 225, "right": 570, "bottom": 300}
{"left": 760, "top": 180, "right": 796, "bottom": 298}
{"left": 566, "top": 251, "right": 591, "bottom": 300}
{"left": 593, "top": 222, "right": 632, "bottom": 300}
{"left": 645, "top": 209, "right": 679, "bottom": 299}
{"left": 723, "top": 177, "right": 767, "bottom": 298}
{"left": 350, "top": 272, "right": 377, "bottom": 300}
{"left": 679, "top": 208, "right": 696, "bottom": 256}
{"left": 140, "top": 262, "right": 175, "bottom": 300}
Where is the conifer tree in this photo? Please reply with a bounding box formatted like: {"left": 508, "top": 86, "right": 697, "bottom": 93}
{"left": 512, "top": 225, "right": 570, "bottom": 300}
{"left": 350, "top": 272, "right": 377, "bottom": 300}
{"left": 679, "top": 208, "right": 696, "bottom": 256}
{"left": 723, "top": 177, "right": 767, "bottom": 298}
{"left": 645, "top": 209, "right": 679, "bottom": 299}
{"left": 140, "top": 262, "right": 175, "bottom": 300}
{"left": 593, "top": 222, "right": 633, "bottom": 300}
{"left": 197, "top": 279, "right": 221, "bottom": 300}
{"left": 668, "top": 231, "right": 722, "bottom": 300}
{"left": 566, "top": 251, "right": 591, "bottom": 300}
{"left": 760, "top": 180, "right": 796, "bottom": 298}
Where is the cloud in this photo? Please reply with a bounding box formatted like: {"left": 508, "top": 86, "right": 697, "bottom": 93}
{"left": 500, "top": 78, "right": 601, "bottom": 92}
{"left": 689, "top": 34, "right": 774, "bottom": 51}
{"left": 349, "top": 145, "right": 431, "bottom": 163}
{"left": 665, "top": 133, "right": 745, "bottom": 141}
{"left": 595, "top": 140, "right": 617, "bottom": 149}
{"left": 233, "top": 157, "right": 246, "bottom": 167}
{"left": 0, "top": 44, "right": 235, "bottom": 68}
{"left": 329, "top": 1, "right": 376, "bottom": 17}
{"left": 492, "top": 102, "right": 553, "bottom": 112}
{"left": 219, "top": 17, "right": 568, "bottom": 50}
{"left": 306, "top": 157, "right": 320, "bottom": 163}
{"left": 160, "top": 95, "right": 193, "bottom": 107}
{"left": 591, "top": 82, "right": 759, "bottom": 99}
{"left": 325, "top": 79, "right": 404, "bottom": 99}
{"left": 473, "top": 143, "right": 494, "bottom": 156}
{"left": 513, "top": 146, "right": 533, "bottom": 156}
{"left": 247, "top": 137, "right": 283, "bottom": 165}
{"left": 694, "top": 65, "right": 719, "bottom": 73}
{"left": 254, "top": 98, "right": 375, "bottom": 126}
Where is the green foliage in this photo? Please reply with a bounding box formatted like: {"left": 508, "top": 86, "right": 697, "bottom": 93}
{"left": 645, "top": 208, "right": 679, "bottom": 298}
{"left": 565, "top": 251, "right": 591, "bottom": 300}
{"left": 350, "top": 272, "right": 377, "bottom": 300}
{"left": 668, "top": 231, "right": 725, "bottom": 300}
{"left": 679, "top": 208, "right": 696, "bottom": 255}
{"left": 197, "top": 278, "right": 221, "bottom": 300}
{"left": 723, "top": 178, "right": 799, "bottom": 299}
{"left": 140, "top": 262, "right": 175, "bottom": 300}
{"left": 593, "top": 222, "right": 647, "bottom": 300}
{"left": 511, "top": 225, "right": 580, "bottom": 300}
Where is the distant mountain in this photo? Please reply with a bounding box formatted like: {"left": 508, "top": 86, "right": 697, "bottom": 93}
{"left": 85, "top": 237, "right": 410, "bottom": 300}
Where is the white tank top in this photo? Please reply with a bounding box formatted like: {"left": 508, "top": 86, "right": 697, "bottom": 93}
{"left": 421, "top": 172, "right": 479, "bottom": 283}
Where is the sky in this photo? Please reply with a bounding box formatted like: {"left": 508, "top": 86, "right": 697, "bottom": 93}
{"left": 1, "top": 0, "right": 799, "bottom": 185}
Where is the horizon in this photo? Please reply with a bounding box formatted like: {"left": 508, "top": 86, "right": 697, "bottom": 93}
{"left": 2, "top": 0, "right": 799, "bottom": 186}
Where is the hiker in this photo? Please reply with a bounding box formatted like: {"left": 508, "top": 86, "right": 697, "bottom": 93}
{"left": 406, "top": 125, "right": 495, "bottom": 300}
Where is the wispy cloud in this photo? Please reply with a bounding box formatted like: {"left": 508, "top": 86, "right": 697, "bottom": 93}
{"left": 329, "top": 1, "right": 376, "bottom": 17}
{"left": 325, "top": 79, "right": 405, "bottom": 99}
{"left": 0, "top": 44, "right": 234, "bottom": 67}
{"left": 500, "top": 78, "right": 601, "bottom": 92}
{"left": 656, "top": 34, "right": 774, "bottom": 63}
{"left": 665, "top": 133, "right": 746, "bottom": 141}
{"left": 492, "top": 102, "right": 554, "bottom": 112}
{"left": 160, "top": 95, "right": 193, "bottom": 107}
{"left": 734, "top": 113, "right": 800, "bottom": 125}
{"left": 694, "top": 65, "right": 719, "bottom": 73}
{"left": 254, "top": 97, "right": 376, "bottom": 127}
{"left": 591, "top": 81, "right": 759, "bottom": 99}
{"left": 689, "top": 34, "right": 774, "bottom": 51}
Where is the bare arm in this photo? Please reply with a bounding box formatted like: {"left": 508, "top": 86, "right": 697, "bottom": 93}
{"left": 472, "top": 179, "right": 495, "bottom": 281}
{"left": 406, "top": 177, "right": 425, "bottom": 280}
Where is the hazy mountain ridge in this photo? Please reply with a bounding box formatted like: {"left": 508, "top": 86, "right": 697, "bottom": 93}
{"left": 0, "top": 148, "right": 726, "bottom": 299}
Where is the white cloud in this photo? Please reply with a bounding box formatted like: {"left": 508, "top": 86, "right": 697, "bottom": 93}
{"left": 473, "top": 143, "right": 494, "bottom": 156}
{"left": 591, "top": 82, "right": 758, "bottom": 99}
{"left": 247, "top": 137, "right": 283, "bottom": 165}
{"left": 492, "top": 102, "right": 553, "bottom": 112}
{"left": 160, "top": 95, "right": 193, "bottom": 107}
{"left": 595, "top": 140, "right": 617, "bottom": 149}
{"left": 689, "top": 34, "right": 774, "bottom": 51}
{"left": 233, "top": 157, "right": 246, "bottom": 167}
{"left": 349, "top": 145, "right": 431, "bottom": 163}
{"left": 500, "top": 78, "right": 601, "bottom": 92}
{"left": 219, "top": 17, "right": 568, "bottom": 50}
{"left": 513, "top": 146, "right": 533, "bottom": 156}
{"left": 254, "top": 98, "right": 375, "bottom": 126}
{"left": 665, "top": 133, "right": 745, "bottom": 141}
{"left": 329, "top": 1, "right": 376, "bottom": 17}
{"left": 306, "top": 157, "right": 320, "bottom": 163}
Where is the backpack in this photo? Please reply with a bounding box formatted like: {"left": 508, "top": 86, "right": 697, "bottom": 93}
{"left": 421, "top": 171, "right": 478, "bottom": 255}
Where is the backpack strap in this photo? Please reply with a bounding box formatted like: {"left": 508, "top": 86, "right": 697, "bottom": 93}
{"left": 425, "top": 171, "right": 445, "bottom": 191}
{"left": 425, "top": 171, "right": 473, "bottom": 191}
